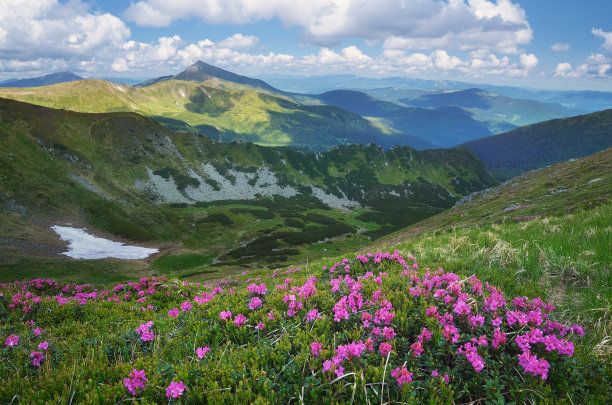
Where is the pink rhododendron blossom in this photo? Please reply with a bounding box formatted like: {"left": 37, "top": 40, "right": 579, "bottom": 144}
{"left": 255, "top": 322, "right": 265, "bottom": 331}
{"left": 5, "top": 334, "right": 19, "bottom": 348}
{"left": 390, "top": 367, "right": 413, "bottom": 386}
{"left": 249, "top": 297, "right": 263, "bottom": 311}
{"left": 220, "top": 310, "right": 232, "bottom": 320}
{"left": 180, "top": 300, "right": 192, "bottom": 312}
{"left": 196, "top": 346, "right": 210, "bottom": 359}
{"left": 492, "top": 328, "right": 507, "bottom": 348}
{"left": 418, "top": 327, "right": 432, "bottom": 342}
{"left": 518, "top": 351, "right": 550, "bottom": 380}
{"left": 458, "top": 343, "right": 485, "bottom": 372}
{"left": 382, "top": 327, "right": 396, "bottom": 340}
{"left": 233, "top": 314, "right": 247, "bottom": 327}
{"left": 168, "top": 308, "right": 179, "bottom": 318}
{"left": 38, "top": 341, "right": 49, "bottom": 350}
{"left": 30, "top": 351, "right": 44, "bottom": 366}
{"left": 124, "top": 369, "right": 147, "bottom": 395}
{"left": 411, "top": 341, "right": 424, "bottom": 356}
{"left": 379, "top": 342, "right": 392, "bottom": 356}
{"left": 166, "top": 381, "right": 187, "bottom": 399}
{"left": 311, "top": 341, "right": 323, "bottom": 357}
{"left": 306, "top": 309, "right": 320, "bottom": 322}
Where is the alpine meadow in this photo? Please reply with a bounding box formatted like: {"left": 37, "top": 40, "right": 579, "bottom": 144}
{"left": 0, "top": 1, "right": 611, "bottom": 404}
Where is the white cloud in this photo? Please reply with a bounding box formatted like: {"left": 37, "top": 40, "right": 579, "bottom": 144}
{"left": 0, "top": 0, "right": 540, "bottom": 83}
{"left": 519, "top": 53, "right": 538, "bottom": 70}
{"left": 554, "top": 62, "right": 573, "bottom": 77}
{"left": 0, "top": 0, "right": 129, "bottom": 61}
{"left": 553, "top": 29, "right": 612, "bottom": 79}
{"left": 550, "top": 42, "right": 570, "bottom": 52}
{"left": 218, "top": 34, "right": 259, "bottom": 49}
{"left": 592, "top": 28, "right": 612, "bottom": 51}
{"left": 123, "top": 0, "right": 532, "bottom": 53}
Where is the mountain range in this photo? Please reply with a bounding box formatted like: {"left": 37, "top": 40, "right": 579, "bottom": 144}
{"left": 2, "top": 62, "right": 605, "bottom": 151}
{"left": 463, "top": 109, "right": 612, "bottom": 180}
{"left": 0, "top": 71, "right": 83, "bottom": 88}
{"left": 0, "top": 97, "right": 497, "bottom": 273}
{"left": 0, "top": 64, "right": 434, "bottom": 151}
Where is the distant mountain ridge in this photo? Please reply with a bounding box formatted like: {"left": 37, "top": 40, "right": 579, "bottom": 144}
{"left": 257, "top": 73, "right": 612, "bottom": 113}
{"left": 462, "top": 109, "right": 612, "bottom": 180}
{"left": 315, "top": 89, "right": 502, "bottom": 147}
{"left": 0, "top": 71, "right": 83, "bottom": 87}
{"left": 137, "top": 61, "right": 280, "bottom": 93}
{"left": 398, "top": 88, "right": 583, "bottom": 128}
{"left": 0, "top": 71, "right": 432, "bottom": 151}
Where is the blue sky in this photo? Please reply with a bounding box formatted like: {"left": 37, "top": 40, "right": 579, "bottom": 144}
{"left": 0, "top": 0, "right": 611, "bottom": 90}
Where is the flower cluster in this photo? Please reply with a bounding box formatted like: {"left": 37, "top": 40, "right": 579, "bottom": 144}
{"left": 124, "top": 369, "right": 147, "bottom": 395}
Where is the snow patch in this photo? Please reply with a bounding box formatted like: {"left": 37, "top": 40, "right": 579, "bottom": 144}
{"left": 51, "top": 226, "right": 158, "bottom": 259}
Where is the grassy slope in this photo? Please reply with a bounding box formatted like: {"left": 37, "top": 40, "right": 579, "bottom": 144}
{"left": 0, "top": 98, "right": 497, "bottom": 280}
{"left": 373, "top": 147, "right": 612, "bottom": 354}
{"left": 463, "top": 109, "right": 612, "bottom": 180}
{"left": 0, "top": 79, "right": 404, "bottom": 151}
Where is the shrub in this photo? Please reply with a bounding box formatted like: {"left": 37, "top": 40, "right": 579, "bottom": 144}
{"left": 0, "top": 252, "right": 609, "bottom": 403}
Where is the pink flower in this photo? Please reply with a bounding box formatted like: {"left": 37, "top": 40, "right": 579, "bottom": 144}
{"left": 390, "top": 367, "right": 413, "bottom": 386}
{"left": 124, "top": 369, "right": 147, "bottom": 395}
{"left": 30, "top": 351, "right": 44, "bottom": 366}
{"left": 220, "top": 310, "right": 232, "bottom": 320}
{"left": 166, "top": 381, "right": 187, "bottom": 399}
{"left": 379, "top": 342, "right": 392, "bottom": 356}
{"left": 249, "top": 297, "right": 263, "bottom": 311}
{"left": 322, "top": 360, "right": 333, "bottom": 373}
{"left": 255, "top": 322, "right": 265, "bottom": 331}
{"left": 180, "top": 300, "right": 192, "bottom": 312}
{"left": 492, "top": 328, "right": 507, "bottom": 348}
{"left": 334, "top": 366, "right": 345, "bottom": 378}
{"left": 233, "top": 314, "right": 247, "bottom": 327}
{"left": 382, "top": 327, "right": 396, "bottom": 340}
{"left": 267, "top": 310, "right": 276, "bottom": 320}
{"left": 306, "top": 309, "right": 320, "bottom": 322}
{"left": 410, "top": 341, "right": 424, "bottom": 356}
{"left": 38, "top": 341, "right": 49, "bottom": 350}
{"left": 33, "top": 327, "right": 42, "bottom": 336}
{"left": 311, "top": 341, "right": 323, "bottom": 357}
{"left": 168, "top": 308, "right": 179, "bottom": 318}
{"left": 5, "top": 334, "right": 19, "bottom": 348}
{"left": 572, "top": 324, "right": 584, "bottom": 337}
{"left": 196, "top": 346, "right": 210, "bottom": 359}
{"left": 418, "top": 327, "right": 433, "bottom": 342}
{"left": 468, "top": 315, "right": 485, "bottom": 328}
{"left": 518, "top": 351, "right": 550, "bottom": 380}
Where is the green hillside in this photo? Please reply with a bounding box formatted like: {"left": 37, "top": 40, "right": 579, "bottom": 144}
{"left": 463, "top": 109, "right": 612, "bottom": 180}
{"left": 0, "top": 149, "right": 610, "bottom": 403}
{"left": 0, "top": 78, "right": 405, "bottom": 151}
{"left": 0, "top": 97, "right": 497, "bottom": 281}
{"left": 379, "top": 147, "right": 612, "bottom": 355}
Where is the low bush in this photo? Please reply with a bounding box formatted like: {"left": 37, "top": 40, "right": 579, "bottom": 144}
{"left": 0, "top": 251, "right": 609, "bottom": 403}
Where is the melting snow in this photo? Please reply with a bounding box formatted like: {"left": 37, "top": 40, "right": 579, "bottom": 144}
{"left": 51, "top": 226, "right": 159, "bottom": 259}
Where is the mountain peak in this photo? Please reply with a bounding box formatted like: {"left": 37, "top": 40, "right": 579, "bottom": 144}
{"left": 0, "top": 71, "right": 83, "bottom": 88}
{"left": 171, "top": 60, "right": 279, "bottom": 92}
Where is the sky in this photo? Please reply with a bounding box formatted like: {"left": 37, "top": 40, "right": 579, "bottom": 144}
{"left": 0, "top": 0, "right": 611, "bottom": 90}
